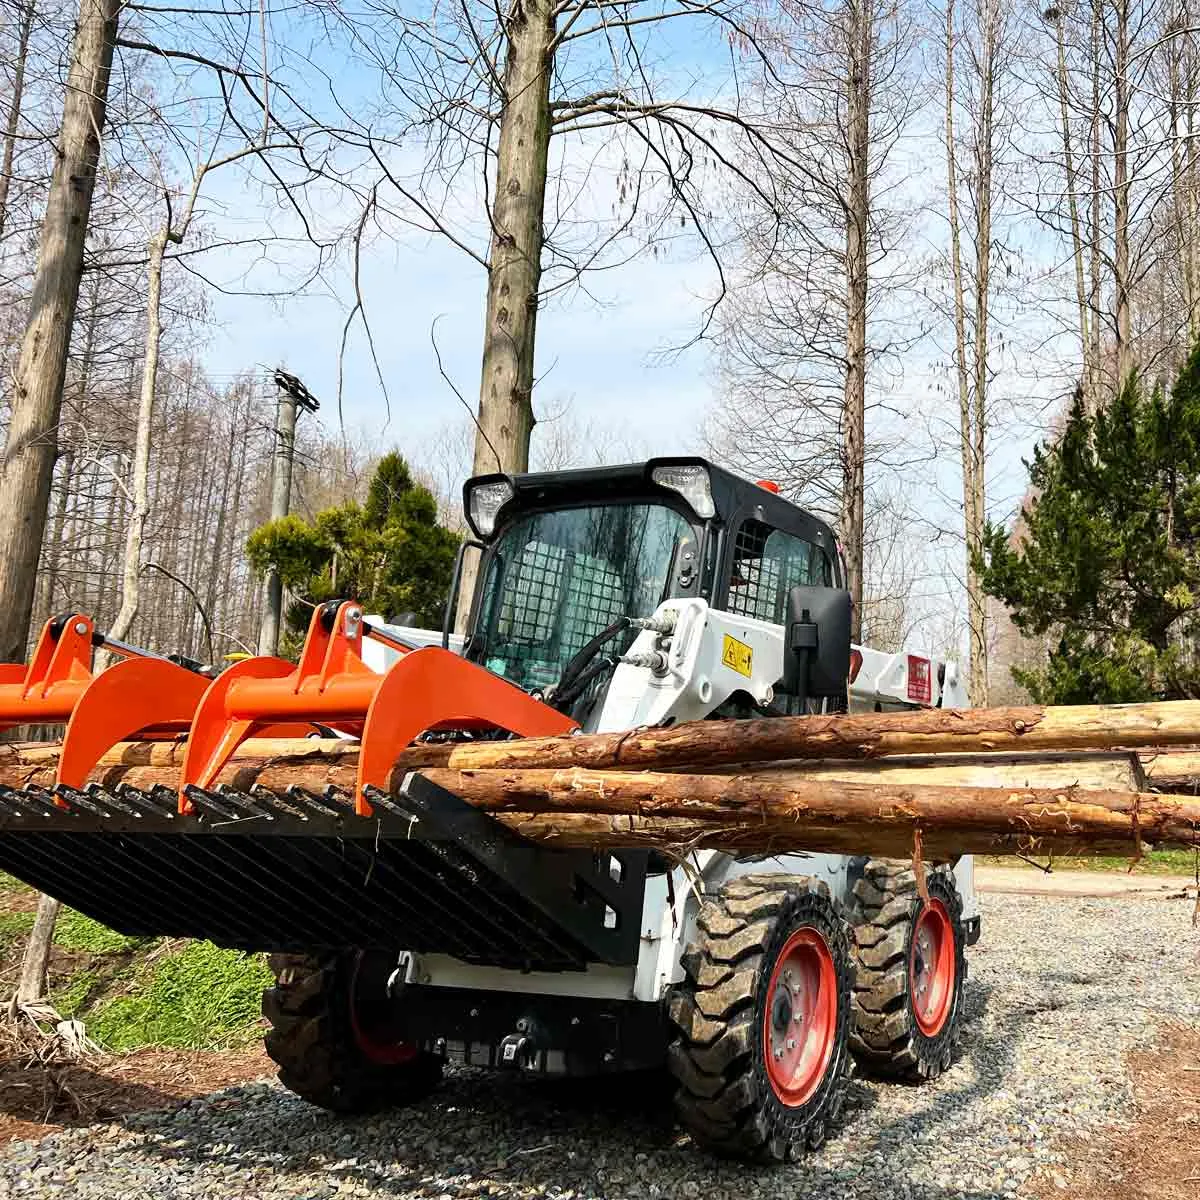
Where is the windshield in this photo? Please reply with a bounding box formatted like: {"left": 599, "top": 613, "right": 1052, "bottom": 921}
{"left": 475, "top": 502, "right": 696, "bottom": 689}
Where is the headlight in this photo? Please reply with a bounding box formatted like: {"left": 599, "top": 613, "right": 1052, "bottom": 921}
{"left": 651, "top": 463, "right": 715, "bottom": 519}
{"left": 467, "top": 479, "right": 514, "bottom": 537}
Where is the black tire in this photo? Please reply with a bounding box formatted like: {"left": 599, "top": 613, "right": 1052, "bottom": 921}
{"left": 848, "top": 860, "right": 966, "bottom": 1082}
{"left": 667, "top": 874, "right": 854, "bottom": 1162}
{"left": 263, "top": 951, "right": 443, "bottom": 1114}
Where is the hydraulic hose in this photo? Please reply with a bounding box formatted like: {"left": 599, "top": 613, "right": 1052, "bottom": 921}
{"left": 556, "top": 617, "right": 633, "bottom": 693}
{"left": 551, "top": 656, "right": 619, "bottom": 713}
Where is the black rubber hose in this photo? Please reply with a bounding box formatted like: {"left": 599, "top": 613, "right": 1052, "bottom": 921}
{"left": 557, "top": 617, "right": 631, "bottom": 692}
{"left": 552, "top": 656, "right": 619, "bottom": 713}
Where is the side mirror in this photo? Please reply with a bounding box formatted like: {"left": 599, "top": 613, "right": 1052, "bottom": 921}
{"left": 781, "top": 585, "right": 852, "bottom": 703}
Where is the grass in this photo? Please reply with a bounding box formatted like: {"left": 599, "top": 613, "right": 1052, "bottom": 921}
{"left": 53, "top": 909, "right": 146, "bottom": 955}
{"left": 85, "top": 942, "right": 273, "bottom": 1051}
{"left": 0, "top": 872, "right": 271, "bottom": 1052}
{"left": 982, "top": 847, "right": 1199, "bottom": 876}
{"left": 0, "top": 909, "right": 36, "bottom": 950}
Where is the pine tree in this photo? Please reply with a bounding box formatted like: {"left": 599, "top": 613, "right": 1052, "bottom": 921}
{"left": 246, "top": 453, "right": 459, "bottom": 643}
{"left": 980, "top": 344, "right": 1200, "bottom": 703}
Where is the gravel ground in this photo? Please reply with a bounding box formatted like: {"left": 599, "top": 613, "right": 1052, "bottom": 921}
{"left": 1, "top": 892, "right": 1197, "bottom": 1200}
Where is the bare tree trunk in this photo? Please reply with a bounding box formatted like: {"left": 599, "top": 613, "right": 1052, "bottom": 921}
{"left": 35, "top": 449, "right": 74, "bottom": 621}
{"left": 1170, "top": 16, "right": 1199, "bottom": 343}
{"left": 0, "top": 0, "right": 119, "bottom": 664}
{"left": 456, "top": 0, "right": 556, "bottom": 629}
{"left": 0, "top": 0, "right": 36, "bottom": 242}
{"left": 472, "top": 0, "right": 556, "bottom": 479}
{"left": 1187, "top": 34, "right": 1200, "bottom": 340}
{"left": 1088, "top": 0, "right": 1103, "bottom": 399}
{"left": 1112, "top": 0, "right": 1132, "bottom": 385}
{"left": 841, "top": 0, "right": 870, "bottom": 643}
{"left": 1052, "top": 11, "right": 1091, "bottom": 399}
{"left": 12, "top": 893, "right": 60, "bottom": 1009}
{"left": 258, "top": 380, "right": 299, "bottom": 655}
{"left": 105, "top": 228, "right": 167, "bottom": 646}
{"left": 967, "top": 0, "right": 996, "bottom": 707}
{"left": 945, "top": 0, "right": 988, "bottom": 707}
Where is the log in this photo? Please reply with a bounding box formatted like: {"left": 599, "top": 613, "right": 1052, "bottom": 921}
{"left": 402, "top": 700, "right": 1200, "bottom": 771}
{"left": 499, "top": 811, "right": 1156, "bottom": 860}
{"left": 0, "top": 739, "right": 1151, "bottom": 805}
{"left": 6, "top": 696, "right": 1200, "bottom": 783}
{"left": 421, "top": 766, "right": 1200, "bottom": 851}
{"left": 1141, "top": 749, "right": 1200, "bottom": 793}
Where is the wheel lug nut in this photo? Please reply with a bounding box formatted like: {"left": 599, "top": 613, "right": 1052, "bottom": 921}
{"left": 786, "top": 1038, "right": 795, "bottom": 1050}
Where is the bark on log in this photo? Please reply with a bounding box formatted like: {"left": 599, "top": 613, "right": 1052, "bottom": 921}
{"left": 498, "top": 812, "right": 1153, "bottom": 860}
{"left": 6, "top": 697, "right": 1200, "bottom": 786}
{"left": 419, "top": 767, "right": 1200, "bottom": 850}
{"left": 1141, "top": 750, "right": 1200, "bottom": 793}
{"left": 0, "top": 740, "right": 1148, "bottom": 800}
{"left": 3, "top": 732, "right": 1199, "bottom": 859}
{"left": 395, "top": 700, "right": 1200, "bottom": 770}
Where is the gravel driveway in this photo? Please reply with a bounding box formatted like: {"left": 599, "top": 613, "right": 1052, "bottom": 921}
{"left": 1, "top": 892, "right": 1197, "bottom": 1200}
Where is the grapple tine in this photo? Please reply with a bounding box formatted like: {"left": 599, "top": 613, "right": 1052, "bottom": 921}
{"left": 173, "top": 599, "right": 577, "bottom": 820}
{"left": 361, "top": 784, "right": 420, "bottom": 821}
{"left": 0, "top": 615, "right": 93, "bottom": 737}
{"left": 0, "top": 786, "right": 35, "bottom": 818}
{"left": 323, "top": 784, "right": 357, "bottom": 812}
{"left": 149, "top": 785, "right": 182, "bottom": 816}
{"left": 25, "top": 785, "right": 73, "bottom": 817}
{"left": 55, "top": 784, "right": 119, "bottom": 817}
{"left": 248, "top": 785, "right": 307, "bottom": 820}
{"left": 183, "top": 785, "right": 243, "bottom": 822}
{"left": 213, "top": 786, "right": 274, "bottom": 821}
{"left": 115, "top": 784, "right": 170, "bottom": 819}
{"left": 284, "top": 785, "right": 345, "bottom": 818}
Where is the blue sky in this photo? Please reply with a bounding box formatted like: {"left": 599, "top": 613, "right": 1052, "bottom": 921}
{"left": 202, "top": 224, "right": 719, "bottom": 457}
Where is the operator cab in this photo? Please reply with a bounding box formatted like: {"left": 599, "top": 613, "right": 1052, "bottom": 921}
{"left": 452, "top": 458, "right": 846, "bottom": 719}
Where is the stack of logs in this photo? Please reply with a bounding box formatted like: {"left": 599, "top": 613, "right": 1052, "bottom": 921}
{"left": 4, "top": 699, "right": 1200, "bottom": 861}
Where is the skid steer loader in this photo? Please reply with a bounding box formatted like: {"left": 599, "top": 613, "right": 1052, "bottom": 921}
{"left": 0, "top": 458, "right": 978, "bottom": 1163}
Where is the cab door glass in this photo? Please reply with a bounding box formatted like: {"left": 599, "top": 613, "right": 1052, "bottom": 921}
{"left": 726, "top": 519, "right": 831, "bottom": 624}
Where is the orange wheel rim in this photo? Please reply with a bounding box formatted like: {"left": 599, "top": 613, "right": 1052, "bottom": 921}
{"left": 763, "top": 926, "right": 838, "bottom": 1107}
{"left": 349, "top": 954, "right": 419, "bottom": 1066}
{"left": 911, "top": 900, "right": 955, "bottom": 1036}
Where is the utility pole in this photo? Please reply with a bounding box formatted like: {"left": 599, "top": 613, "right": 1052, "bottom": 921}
{"left": 258, "top": 369, "right": 319, "bottom": 655}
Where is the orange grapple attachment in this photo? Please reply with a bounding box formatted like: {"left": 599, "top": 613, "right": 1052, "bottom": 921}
{"left": 180, "top": 598, "right": 577, "bottom": 816}
{"left": 0, "top": 615, "right": 95, "bottom": 734}
{"left": 56, "top": 655, "right": 211, "bottom": 789}
{"left": 355, "top": 646, "right": 576, "bottom": 813}
{"left": 0, "top": 614, "right": 218, "bottom": 794}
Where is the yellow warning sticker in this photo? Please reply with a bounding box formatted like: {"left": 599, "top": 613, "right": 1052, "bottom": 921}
{"left": 721, "top": 634, "right": 754, "bottom": 678}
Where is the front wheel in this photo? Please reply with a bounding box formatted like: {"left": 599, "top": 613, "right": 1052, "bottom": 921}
{"left": 849, "top": 861, "right": 967, "bottom": 1081}
{"left": 667, "top": 875, "right": 853, "bottom": 1161}
{"left": 263, "top": 950, "right": 443, "bottom": 1113}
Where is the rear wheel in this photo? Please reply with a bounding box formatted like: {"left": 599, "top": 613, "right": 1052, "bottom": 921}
{"left": 849, "top": 861, "right": 966, "bottom": 1081}
{"left": 667, "top": 875, "right": 853, "bottom": 1161}
{"left": 263, "top": 950, "right": 443, "bottom": 1113}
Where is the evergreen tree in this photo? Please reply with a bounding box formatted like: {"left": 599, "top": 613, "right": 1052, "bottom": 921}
{"left": 246, "top": 453, "right": 459, "bottom": 643}
{"left": 980, "top": 344, "right": 1200, "bottom": 703}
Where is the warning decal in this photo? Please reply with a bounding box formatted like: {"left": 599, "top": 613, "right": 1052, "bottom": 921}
{"left": 721, "top": 634, "right": 754, "bottom": 678}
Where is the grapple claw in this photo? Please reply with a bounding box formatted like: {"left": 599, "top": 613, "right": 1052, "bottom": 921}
{"left": 0, "top": 614, "right": 211, "bottom": 794}
{"left": 179, "top": 600, "right": 576, "bottom": 816}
